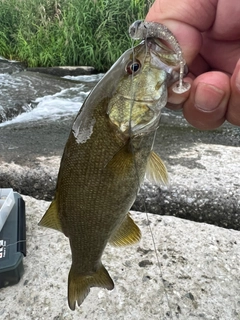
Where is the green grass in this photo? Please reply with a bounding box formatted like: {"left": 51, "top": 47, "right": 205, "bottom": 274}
{"left": 0, "top": 0, "right": 151, "bottom": 71}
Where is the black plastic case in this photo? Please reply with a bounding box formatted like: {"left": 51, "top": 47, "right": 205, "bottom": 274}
{"left": 0, "top": 193, "right": 26, "bottom": 288}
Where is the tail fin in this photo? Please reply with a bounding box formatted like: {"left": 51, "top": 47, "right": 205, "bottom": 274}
{"left": 68, "top": 264, "right": 114, "bottom": 310}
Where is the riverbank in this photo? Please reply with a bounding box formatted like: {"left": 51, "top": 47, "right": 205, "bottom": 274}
{"left": 0, "top": 195, "right": 239, "bottom": 320}
{"left": 1, "top": 114, "right": 240, "bottom": 229}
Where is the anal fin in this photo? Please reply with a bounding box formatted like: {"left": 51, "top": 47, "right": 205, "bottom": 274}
{"left": 109, "top": 213, "right": 141, "bottom": 247}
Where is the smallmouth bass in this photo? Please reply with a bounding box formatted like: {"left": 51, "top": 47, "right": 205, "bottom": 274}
{"left": 39, "top": 27, "right": 187, "bottom": 310}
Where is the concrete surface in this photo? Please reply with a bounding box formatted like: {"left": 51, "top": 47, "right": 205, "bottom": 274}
{"left": 0, "top": 57, "right": 96, "bottom": 76}
{"left": 27, "top": 66, "right": 97, "bottom": 77}
{"left": 0, "top": 196, "right": 239, "bottom": 320}
{"left": 0, "top": 57, "right": 26, "bottom": 74}
{"left": 0, "top": 116, "right": 239, "bottom": 229}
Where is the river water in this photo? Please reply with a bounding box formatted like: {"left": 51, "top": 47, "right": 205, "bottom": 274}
{"left": 0, "top": 56, "right": 188, "bottom": 129}
{"left": 0, "top": 56, "right": 104, "bottom": 126}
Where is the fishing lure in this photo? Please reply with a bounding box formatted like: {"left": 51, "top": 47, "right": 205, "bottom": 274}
{"left": 129, "top": 20, "right": 191, "bottom": 94}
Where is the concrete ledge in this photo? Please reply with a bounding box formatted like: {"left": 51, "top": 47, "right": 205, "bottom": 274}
{"left": 0, "top": 57, "right": 26, "bottom": 74}
{"left": 0, "top": 196, "right": 239, "bottom": 319}
{"left": 0, "top": 118, "right": 239, "bottom": 230}
{"left": 27, "top": 66, "right": 97, "bottom": 77}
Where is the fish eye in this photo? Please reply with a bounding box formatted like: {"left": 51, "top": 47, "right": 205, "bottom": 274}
{"left": 126, "top": 60, "right": 141, "bottom": 75}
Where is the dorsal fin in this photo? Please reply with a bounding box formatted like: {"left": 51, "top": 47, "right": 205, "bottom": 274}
{"left": 145, "top": 150, "right": 168, "bottom": 186}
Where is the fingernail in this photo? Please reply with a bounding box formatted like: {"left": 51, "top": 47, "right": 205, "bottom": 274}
{"left": 195, "top": 82, "right": 225, "bottom": 111}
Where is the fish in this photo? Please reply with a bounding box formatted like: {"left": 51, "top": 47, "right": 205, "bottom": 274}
{"left": 39, "top": 35, "right": 184, "bottom": 310}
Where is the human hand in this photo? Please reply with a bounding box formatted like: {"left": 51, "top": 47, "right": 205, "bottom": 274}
{"left": 146, "top": 0, "right": 240, "bottom": 129}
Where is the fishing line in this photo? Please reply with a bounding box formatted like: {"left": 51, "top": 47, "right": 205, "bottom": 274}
{"left": 2, "top": 229, "right": 62, "bottom": 253}
{"left": 129, "top": 35, "right": 173, "bottom": 319}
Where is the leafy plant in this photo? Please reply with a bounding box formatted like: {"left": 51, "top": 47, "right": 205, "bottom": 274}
{"left": 0, "top": 0, "right": 151, "bottom": 71}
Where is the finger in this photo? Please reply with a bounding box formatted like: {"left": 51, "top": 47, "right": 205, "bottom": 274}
{"left": 188, "top": 55, "right": 210, "bottom": 77}
{"left": 200, "top": 35, "right": 240, "bottom": 73}
{"left": 145, "top": 0, "right": 217, "bottom": 64}
{"left": 146, "top": 0, "right": 217, "bottom": 31}
{"left": 182, "top": 72, "right": 231, "bottom": 130}
{"left": 208, "top": 0, "right": 240, "bottom": 40}
{"left": 226, "top": 59, "right": 240, "bottom": 126}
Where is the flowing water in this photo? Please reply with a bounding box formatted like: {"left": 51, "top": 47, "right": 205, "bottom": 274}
{"left": 0, "top": 57, "right": 188, "bottom": 129}
{"left": 0, "top": 57, "right": 104, "bottom": 126}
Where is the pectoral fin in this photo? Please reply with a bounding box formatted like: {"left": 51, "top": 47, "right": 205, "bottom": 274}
{"left": 145, "top": 150, "right": 168, "bottom": 186}
{"left": 109, "top": 213, "right": 141, "bottom": 246}
{"left": 105, "top": 144, "right": 133, "bottom": 173}
{"left": 38, "top": 199, "right": 62, "bottom": 232}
